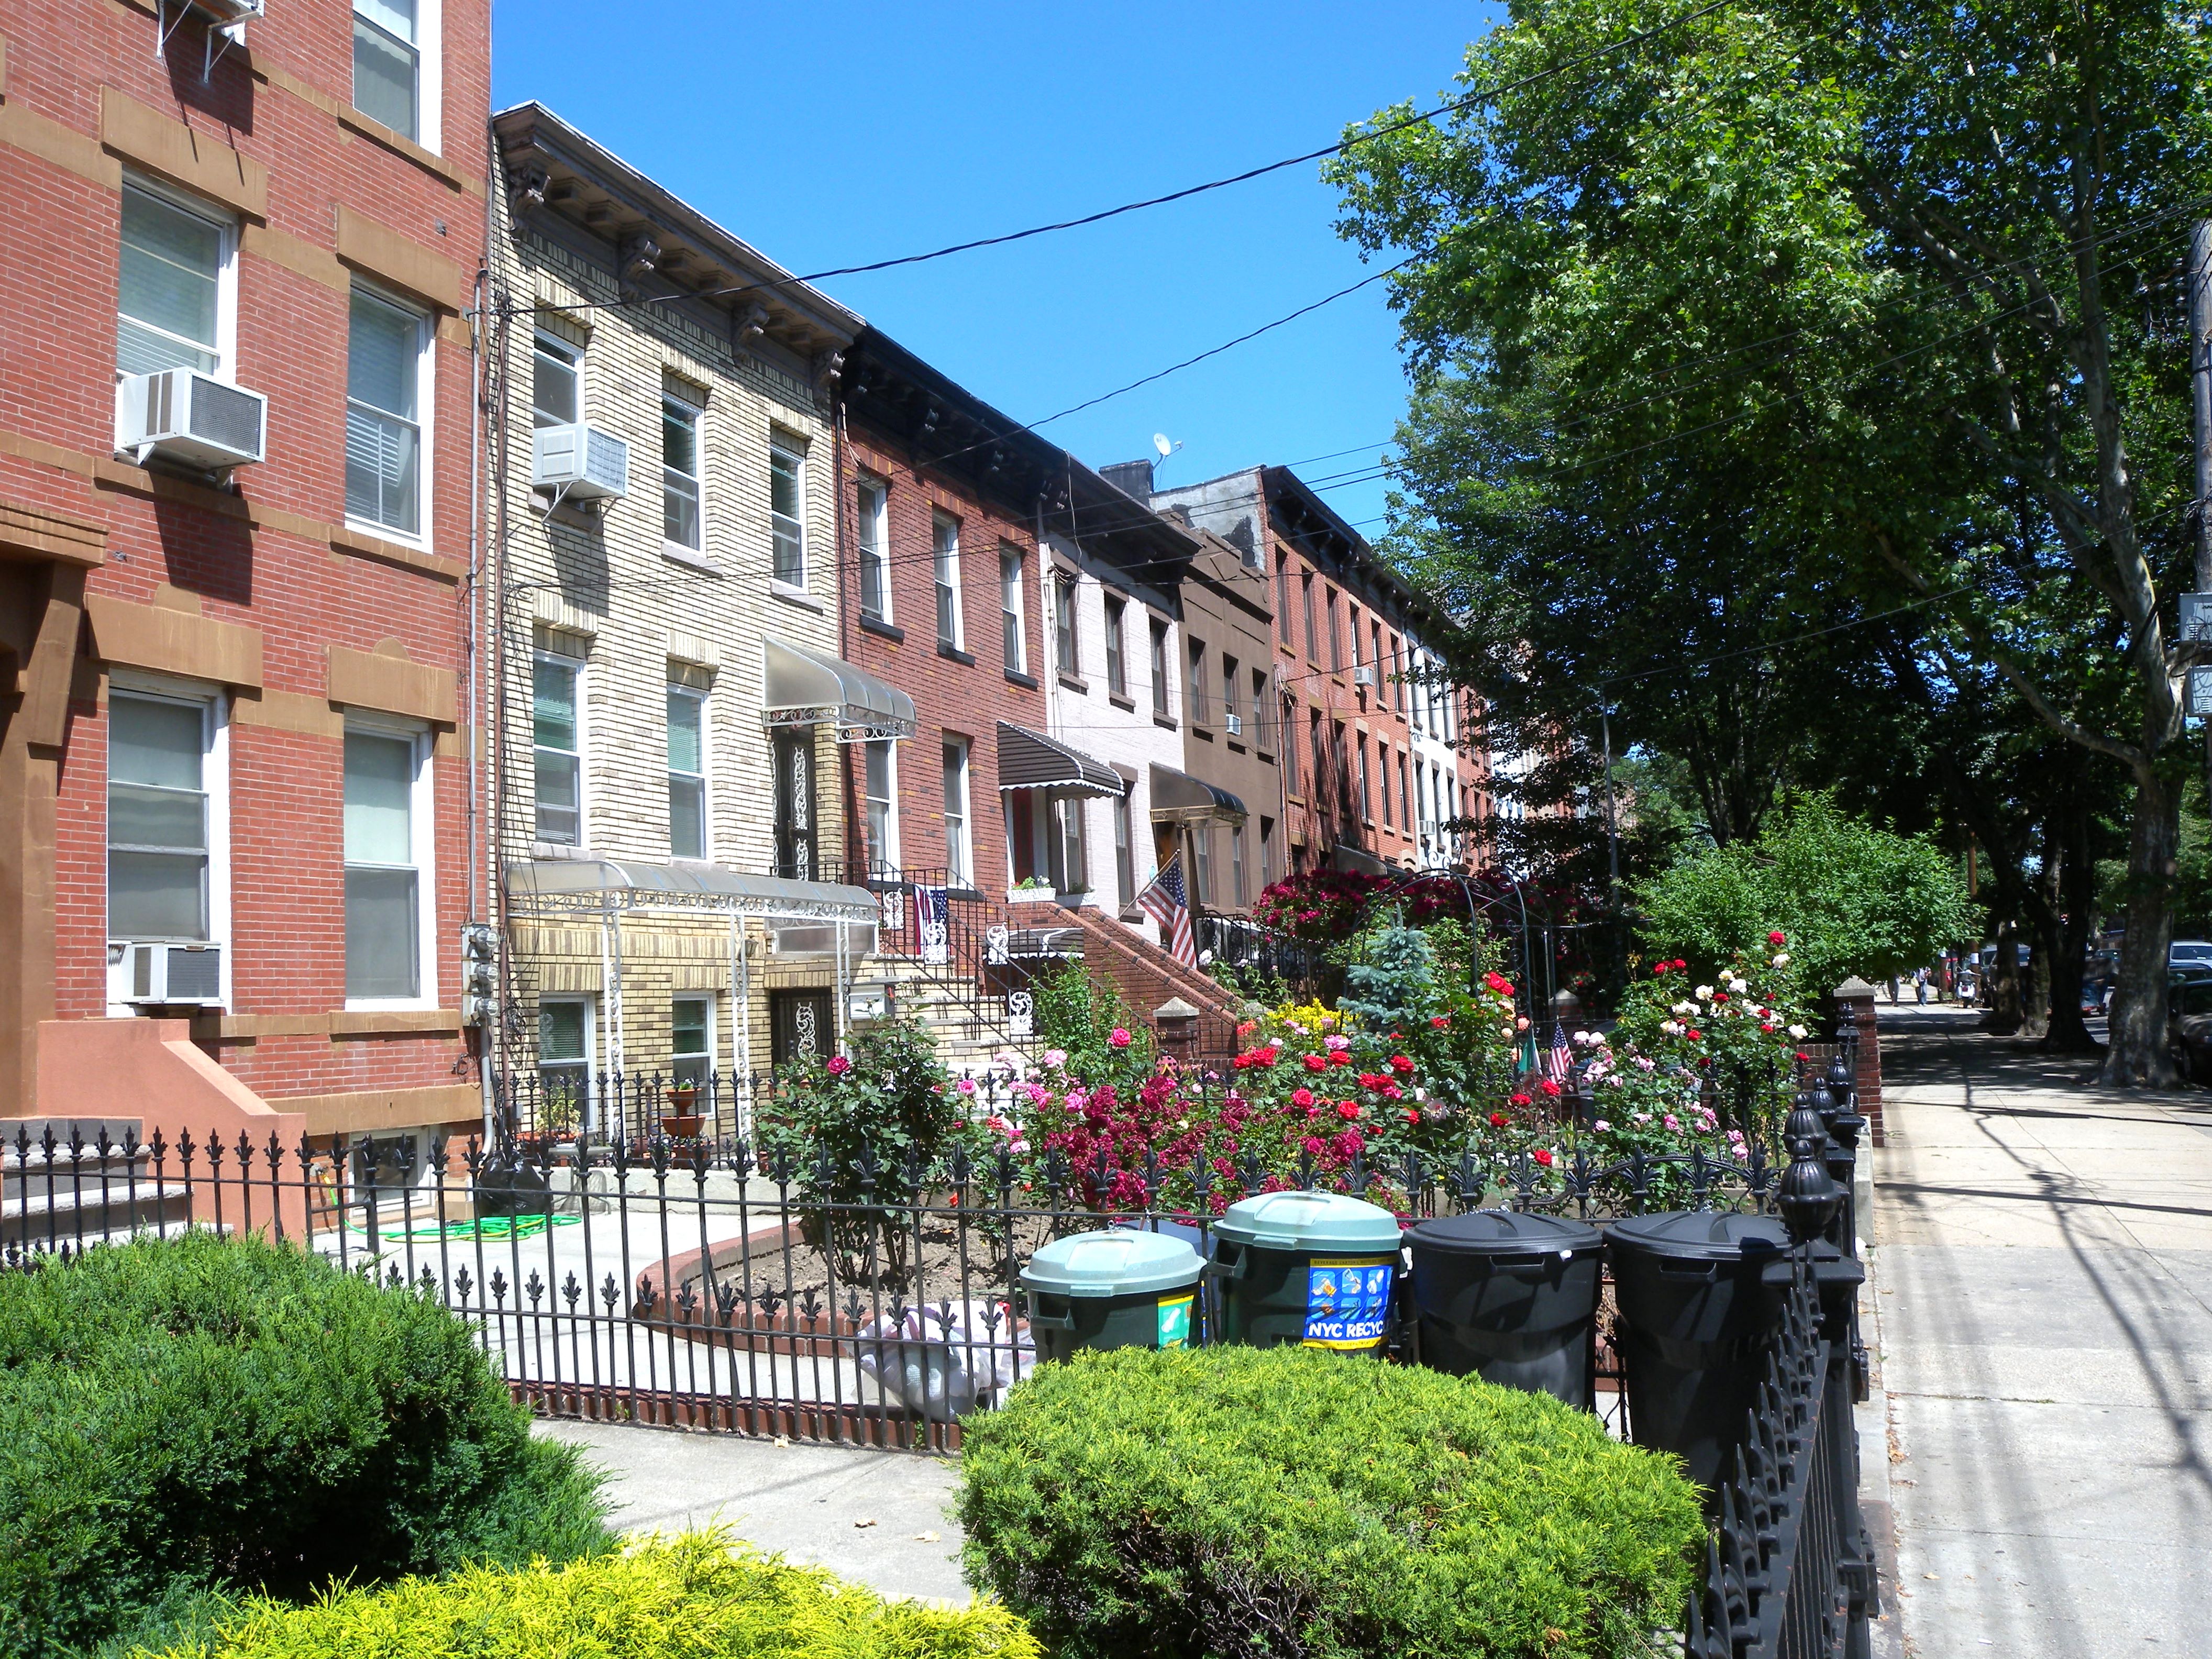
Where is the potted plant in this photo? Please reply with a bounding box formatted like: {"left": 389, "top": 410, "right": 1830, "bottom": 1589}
{"left": 662, "top": 1083, "right": 703, "bottom": 1141}
{"left": 1008, "top": 878, "right": 1056, "bottom": 905}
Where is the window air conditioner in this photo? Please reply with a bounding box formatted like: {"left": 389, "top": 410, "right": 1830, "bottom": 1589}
{"left": 115, "top": 369, "right": 267, "bottom": 471}
{"left": 1224, "top": 712, "right": 1244, "bottom": 736}
{"left": 1352, "top": 665, "right": 1376, "bottom": 689}
{"left": 533, "top": 423, "right": 629, "bottom": 501}
{"left": 194, "top": 0, "right": 267, "bottom": 23}
{"left": 123, "top": 941, "right": 224, "bottom": 1006}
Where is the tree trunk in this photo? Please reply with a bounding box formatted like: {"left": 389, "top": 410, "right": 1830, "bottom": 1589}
{"left": 2043, "top": 801, "right": 2100, "bottom": 1053}
{"left": 2021, "top": 819, "right": 2059, "bottom": 1039}
{"left": 2100, "top": 770, "right": 2181, "bottom": 1087}
{"left": 1983, "top": 915, "right": 2023, "bottom": 1034}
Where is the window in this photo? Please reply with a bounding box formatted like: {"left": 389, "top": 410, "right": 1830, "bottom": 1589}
{"left": 933, "top": 512, "right": 963, "bottom": 650}
{"left": 532, "top": 331, "right": 578, "bottom": 428}
{"left": 1391, "top": 636, "right": 1407, "bottom": 712}
{"left": 1051, "top": 798, "right": 1088, "bottom": 893}
{"left": 1104, "top": 598, "right": 1129, "bottom": 697}
{"left": 1191, "top": 825, "right": 1212, "bottom": 905}
{"left": 1371, "top": 621, "right": 1384, "bottom": 685}
{"left": 864, "top": 739, "right": 898, "bottom": 876}
{"left": 1113, "top": 793, "right": 1135, "bottom": 908}
{"left": 1275, "top": 552, "right": 1293, "bottom": 646}
{"left": 1398, "top": 752, "right": 1412, "bottom": 841}
{"left": 1358, "top": 736, "right": 1373, "bottom": 822}
{"left": 671, "top": 996, "right": 712, "bottom": 1089}
{"left": 667, "top": 685, "right": 705, "bottom": 858}
{"left": 1327, "top": 591, "right": 1342, "bottom": 673}
{"left": 1349, "top": 604, "right": 1363, "bottom": 672}
{"left": 1001, "top": 546, "right": 1027, "bottom": 674}
{"left": 538, "top": 998, "right": 592, "bottom": 1121}
{"left": 107, "top": 692, "right": 210, "bottom": 941}
{"left": 117, "top": 182, "right": 228, "bottom": 379}
{"left": 345, "top": 727, "right": 423, "bottom": 1001}
{"left": 1378, "top": 743, "right": 1392, "bottom": 828}
{"left": 770, "top": 440, "right": 806, "bottom": 587}
{"left": 533, "top": 654, "right": 581, "bottom": 845}
{"left": 1259, "top": 816, "right": 1276, "bottom": 886}
{"left": 1334, "top": 721, "right": 1353, "bottom": 820}
{"left": 1309, "top": 710, "right": 1325, "bottom": 803}
{"left": 353, "top": 0, "right": 422, "bottom": 142}
{"left": 942, "top": 739, "right": 972, "bottom": 886}
{"left": 1054, "top": 572, "right": 1079, "bottom": 678}
{"left": 1222, "top": 655, "right": 1241, "bottom": 732}
{"left": 1281, "top": 699, "right": 1299, "bottom": 795}
{"left": 1230, "top": 824, "right": 1247, "bottom": 907}
{"left": 1187, "top": 640, "right": 1208, "bottom": 725}
{"left": 1149, "top": 619, "right": 1171, "bottom": 719}
{"left": 1253, "top": 669, "right": 1272, "bottom": 751}
{"left": 855, "top": 477, "right": 890, "bottom": 621}
{"left": 662, "top": 396, "right": 701, "bottom": 552}
{"left": 1301, "top": 573, "right": 1318, "bottom": 662}
{"left": 1415, "top": 764, "right": 1429, "bottom": 840}
{"left": 345, "top": 287, "right": 425, "bottom": 537}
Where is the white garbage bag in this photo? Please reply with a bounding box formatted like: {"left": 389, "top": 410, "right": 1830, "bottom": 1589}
{"left": 855, "top": 1298, "right": 1034, "bottom": 1421}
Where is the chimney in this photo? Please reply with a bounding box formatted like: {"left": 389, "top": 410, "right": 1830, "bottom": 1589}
{"left": 1101, "top": 459, "right": 1155, "bottom": 502}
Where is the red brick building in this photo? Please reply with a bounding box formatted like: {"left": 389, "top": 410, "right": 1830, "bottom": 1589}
{"left": 0, "top": 0, "right": 488, "bottom": 1149}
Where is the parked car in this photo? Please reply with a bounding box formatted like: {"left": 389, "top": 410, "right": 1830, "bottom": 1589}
{"left": 2172, "top": 940, "right": 2212, "bottom": 970}
{"left": 2169, "top": 974, "right": 2212, "bottom": 1081}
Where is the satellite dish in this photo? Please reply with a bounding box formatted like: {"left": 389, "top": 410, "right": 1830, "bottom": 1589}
{"left": 1152, "top": 433, "right": 1173, "bottom": 460}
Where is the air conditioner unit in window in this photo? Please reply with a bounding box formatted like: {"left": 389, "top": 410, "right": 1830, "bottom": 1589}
{"left": 191, "top": 0, "right": 266, "bottom": 23}
{"left": 533, "top": 423, "right": 629, "bottom": 502}
{"left": 123, "top": 941, "right": 224, "bottom": 1007}
{"left": 1224, "top": 712, "right": 1244, "bottom": 736}
{"left": 1352, "top": 665, "right": 1377, "bottom": 689}
{"left": 115, "top": 369, "right": 267, "bottom": 471}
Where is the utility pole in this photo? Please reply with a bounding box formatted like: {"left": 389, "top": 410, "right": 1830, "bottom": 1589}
{"left": 2191, "top": 222, "right": 2212, "bottom": 805}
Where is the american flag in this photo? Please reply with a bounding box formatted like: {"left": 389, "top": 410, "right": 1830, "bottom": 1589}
{"left": 1543, "top": 1018, "right": 1572, "bottom": 1083}
{"left": 1136, "top": 851, "right": 1197, "bottom": 968}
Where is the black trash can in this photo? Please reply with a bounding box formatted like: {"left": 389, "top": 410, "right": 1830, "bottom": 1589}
{"left": 1019, "top": 1227, "right": 1206, "bottom": 1361}
{"left": 1210, "top": 1190, "right": 1404, "bottom": 1352}
{"left": 1404, "top": 1209, "right": 1602, "bottom": 1407}
{"left": 1606, "top": 1210, "right": 1790, "bottom": 1494}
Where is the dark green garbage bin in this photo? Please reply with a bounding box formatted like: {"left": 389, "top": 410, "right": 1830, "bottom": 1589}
{"left": 1606, "top": 1210, "right": 1791, "bottom": 1494}
{"left": 1404, "top": 1209, "right": 1602, "bottom": 1407}
{"left": 1210, "top": 1190, "right": 1403, "bottom": 1352}
{"left": 1019, "top": 1228, "right": 1205, "bottom": 1362}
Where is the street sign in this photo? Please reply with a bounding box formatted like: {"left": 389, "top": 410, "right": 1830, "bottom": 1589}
{"left": 2182, "top": 591, "right": 2212, "bottom": 643}
{"left": 2189, "top": 666, "right": 2212, "bottom": 716}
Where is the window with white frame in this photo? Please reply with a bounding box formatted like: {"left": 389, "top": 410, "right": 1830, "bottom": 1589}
{"left": 1000, "top": 545, "right": 1027, "bottom": 674}
{"left": 353, "top": 1, "right": 429, "bottom": 145}
{"left": 344, "top": 725, "right": 428, "bottom": 1001}
{"left": 671, "top": 995, "right": 713, "bottom": 1089}
{"left": 117, "top": 182, "right": 230, "bottom": 380}
{"left": 538, "top": 997, "right": 593, "bottom": 1121}
{"left": 534, "top": 654, "right": 582, "bottom": 845}
{"left": 107, "top": 691, "right": 213, "bottom": 941}
{"left": 662, "top": 396, "right": 702, "bottom": 553}
{"left": 532, "top": 331, "right": 579, "bottom": 428}
{"left": 1149, "top": 618, "right": 1171, "bottom": 719}
{"left": 1223, "top": 653, "right": 1241, "bottom": 731}
{"left": 1187, "top": 639, "right": 1208, "bottom": 725}
{"left": 1104, "top": 598, "right": 1129, "bottom": 698}
{"left": 1113, "top": 793, "right": 1135, "bottom": 908}
{"left": 1191, "top": 824, "right": 1212, "bottom": 905}
{"left": 864, "top": 739, "right": 899, "bottom": 876}
{"left": 942, "top": 738, "right": 972, "bottom": 886}
{"left": 346, "top": 286, "right": 425, "bottom": 538}
{"left": 933, "top": 512, "right": 963, "bottom": 650}
{"left": 856, "top": 476, "right": 890, "bottom": 622}
{"left": 770, "top": 439, "right": 806, "bottom": 587}
{"left": 1231, "top": 823, "right": 1247, "bottom": 907}
{"left": 667, "top": 684, "right": 705, "bottom": 858}
{"left": 1054, "top": 573, "right": 1079, "bottom": 678}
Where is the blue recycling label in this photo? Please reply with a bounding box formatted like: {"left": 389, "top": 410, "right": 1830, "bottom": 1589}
{"left": 1302, "top": 1257, "right": 1395, "bottom": 1350}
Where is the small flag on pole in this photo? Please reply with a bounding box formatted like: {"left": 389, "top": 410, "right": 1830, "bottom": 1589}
{"left": 1543, "top": 1017, "right": 1572, "bottom": 1083}
{"left": 1136, "top": 851, "right": 1197, "bottom": 968}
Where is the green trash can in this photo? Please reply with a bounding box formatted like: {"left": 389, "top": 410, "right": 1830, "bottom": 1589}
{"left": 1210, "top": 1189, "right": 1403, "bottom": 1352}
{"left": 1019, "top": 1227, "right": 1206, "bottom": 1361}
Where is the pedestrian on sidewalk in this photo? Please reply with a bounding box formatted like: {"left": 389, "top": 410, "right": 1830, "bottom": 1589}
{"left": 1914, "top": 966, "right": 1929, "bottom": 1005}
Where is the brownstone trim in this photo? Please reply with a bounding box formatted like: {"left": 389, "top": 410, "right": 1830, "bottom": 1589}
{"left": 84, "top": 592, "right": 262, "bottom": 689}
{"left": 100, "top": 87, "right": 268, "bottom": 220}
{"left": 329, "top": 523, "right": 463, "bottom": 582}
{"left": 0, "top": 500, "right": 106, "bottom": 569}
{"left": 335, "top": 204, "right": 465, "bottom": 312}
{"left": 327, "top": 643, "right": 457, "bottom": 726}
{"left": 328, "top": 1009, "right": 463, "bottom": 1036}
{"left": 268, "top": 1082, "right": 480, "bottom": 1138}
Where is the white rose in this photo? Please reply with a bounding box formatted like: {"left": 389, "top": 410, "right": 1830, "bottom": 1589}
{"left": 1788, "top": 1024, "right": 1807, "bottom": 1039}
{"left": 1773, "top": 953, "right": 1790, "bottom": 967}
{"left": 1695, "top": 985, "right": 1715, "bottom": 1001}
{"left": 1673, "top": 1000, "right": 1696, "bottom": 1016}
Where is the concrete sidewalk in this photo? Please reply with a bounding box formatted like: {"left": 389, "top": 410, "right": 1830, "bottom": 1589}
{"left": 1871, "top": 1008, "right": 2212, "bottom": 1654}
{"left": 535, "top": 1419, "right": 970, "bottom": 1605}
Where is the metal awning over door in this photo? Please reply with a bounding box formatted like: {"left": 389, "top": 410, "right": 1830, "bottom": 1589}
{"left": 1148, "top": 763, "right": 1247, "bottom": 824}
{"left": 762, "top": 638, "right": 916, "bottom": 742}
{"left": 996, "top": 722, "right": 1125, "bottom": 797}
{"left": 504, "top": 857, "right": 879, "bottom": 922}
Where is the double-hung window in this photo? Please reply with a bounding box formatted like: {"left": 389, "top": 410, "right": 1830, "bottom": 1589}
{"left": 1222, "top": 654, "right": 1241, "bottom": 731}
{"left": 1281, "top": 700, "right": 1300, "bottom": 795}
{"left": 534, "top": 654, "right": 582, "bottom": 845}
{"left": 538, "top": 998, "right": 592, "bottom": 1121}
{"left": 1253, "top": 669, "right": 1271, "bottom": 751}
{"left": 1358, "top": 736, "right": 1373, "bottom": 823}
{"left": 353, "top": 1, "right": 423, "bottom": 143}
{"left": 532, "top": 332, "right": 579, "bottom": 429}
{"left": 864, "top": 739, "right": 898, "bottom": 877}
{"left": 942, "top": 739, "right": 972, "bottom": 886}
{"left": 1187, "top": 640, "right": 1208, "bottom": 725}
{"left": 770, "top": 440, "right": 806, "bottom": 587}
{"left": 107, "top": 692, "right": 212, "bottom": 941}
{"left": 1001, "top": 546, "right": 1027, "bottom": 674}
{"left": 1113, "top": 793, "right": 1135, "bottom": 908}
{"left": 671, "top": 996, "right": 712, "bottom": 1089}
{"left": 1054, "top": 573, "right": 1079, "bottom": 678}
{"left": 1301, "top": 575, "right": 1318, "bottom": 663}
{"left": 1149, "top": 620, "right": 1171, "bottom": 720}
{"left": 662, "top": 397, "right": 702, "bottom": 554}
{"left": 667, "top": 685, "right": 705, "bottom": 858}
{"left": 1231, "top": 824, "right": 1247, "bottom": 908}
{"left": 1275, "top": 554, "right": 1293, "bottom": 646}
{"left": 345, "top": 726, "right": 426, "bottom": 1002}
{"left": 856, "top": 478, "right": 890, "bottom": 622}
{"left": 1191, "top": 825, "right": 1212, "bottom": 905}
{"left": 933, "top": 512, "right": 963, "bottom": 650}
{"left": 346, "top": 286, "right": 425, "bottom": 538}
{"left": 1104, "top": 599, "right": 1129, "bottom": 698}
{"left": 117, "top": 182, "right": 228, "bottom": 379}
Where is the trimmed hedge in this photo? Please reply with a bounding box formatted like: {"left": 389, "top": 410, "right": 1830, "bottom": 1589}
{"left": 126, "top": 1532, "right": 1040, "bottom": 1659}
{"left": 0, "top": 1232, "right": 611, "bottom": 1657}
{"left": 957, "top": 1346, "right": 1702, "bottom": 1659}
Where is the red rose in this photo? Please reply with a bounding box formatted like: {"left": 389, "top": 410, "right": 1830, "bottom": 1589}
{"left": 1762, "top": 1022, "right": 1776, "bottom": 1033}
{"left": 1337, "top": 1101, "right": 1361, "bottom": 1120}
{"left": 1488, "top": 1112, "right": 1510, "bottom": 1129}
{"left": 1302, "top": 1053, "right": 1326, "bottom": 1073}
{"left": 826, "top": 1056, "right": 851, "bottom": 1077}
{"left": 1389, "top": 1055, "right": 1415, "bottom": 1075}
{"left": 1795, "top": 1051, "right": 1810, "bottom": 1062}
{"left": 1654, "top": 963, "right": 1669, "bottom": 977}
{"left": 1673, "top": 959, "right": 1687, "bottom": 970}
{"left": 1509, "top": 1093, "right": 1532, "bottom": 1108}
{"left": 1685, "top": 1029, "right": 1702, "bottom": 1042}
{"left": 1712, "top": 991, "right": 1729, "bottom": 1003}
{"left": 1430, "top": 1015, "right": 1451, "bottom": 1029}
{"left": 1291, "top": 1088, "right": 1315, "bottom": 1109}
{"left": 1329, "top": 1051, "right": 1355, "bottom": 1067}
{"left": 1768, "top": 931, "right": 1787, "bottom": 946}
{"left": 1533, "top": 1148, "right": 1554, "bottom": 1167}
{"left": 1406, "top": 1110, "right": 1423, "bottom": 1126}
{"left": 1538, "top": 1079, "right": 1562, "bottom": 1099}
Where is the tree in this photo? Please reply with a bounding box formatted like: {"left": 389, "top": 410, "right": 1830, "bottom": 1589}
{"left": 1635, "top": 794, "right": 1983, "bottom": 994}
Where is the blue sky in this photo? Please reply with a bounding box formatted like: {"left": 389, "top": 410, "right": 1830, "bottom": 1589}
{"left": 493, "top": 1, "right": 1503, "bottom": 533}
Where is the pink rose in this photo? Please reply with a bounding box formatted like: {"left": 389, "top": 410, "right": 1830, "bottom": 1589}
{"left": 1109, "top": 1027, "right": 1132, "bottom": 1048}
{"left": 825, "top": 1056, "right": 851, "bottom": 1077}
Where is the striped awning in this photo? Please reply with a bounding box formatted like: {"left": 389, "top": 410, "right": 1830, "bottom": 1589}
{"left": 996, "top": 722, "right": 1124, "bottom": 797}
{"left": 1149, "top": 763, "right": 1247, "bottom": 825}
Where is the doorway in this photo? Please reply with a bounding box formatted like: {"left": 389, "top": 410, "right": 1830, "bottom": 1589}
{"left": 769, "top": 987, "right": 833, "bottom": 1066}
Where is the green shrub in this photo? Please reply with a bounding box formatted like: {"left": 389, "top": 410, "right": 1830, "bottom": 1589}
{"left": 0, "top": 1232, "right": 612, "bottom": 1657}
{"left": 125, "top": 1532, "right": 1039, "bottom": 1659}
{"left": 958, "top": 1346, "right": 1702, "bottom": 1659}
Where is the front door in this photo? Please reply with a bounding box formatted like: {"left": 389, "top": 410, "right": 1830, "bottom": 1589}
{"left": 772, "top": 729, "right": 815, "bottom": 879}
{"left": 769, "top": 987, "right": 833, "bottom": 1066}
